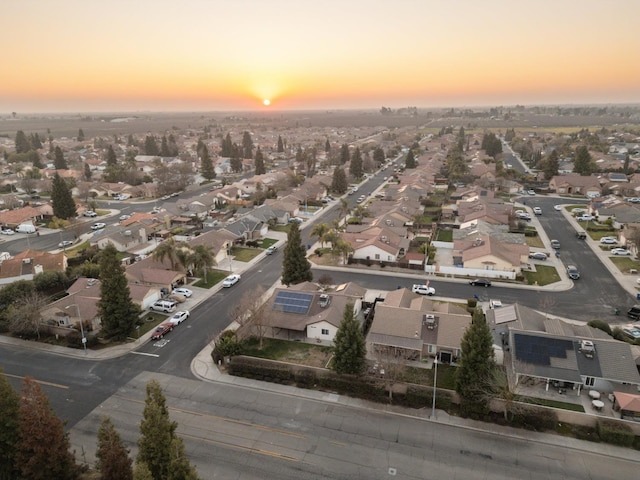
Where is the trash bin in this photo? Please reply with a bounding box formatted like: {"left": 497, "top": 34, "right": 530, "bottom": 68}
{"left": 636, "top": 293, "right": 640, "bottom": 300}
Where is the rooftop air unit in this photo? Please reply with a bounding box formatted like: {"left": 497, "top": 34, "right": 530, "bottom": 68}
{"left": 579, "top": 340, "right": 595, "bottom": 358}
{"left": 319, "top": 294, "right": 330, "bottom": 308}
{"left": 423, "top": 314, "right": 437, "bottom": 329}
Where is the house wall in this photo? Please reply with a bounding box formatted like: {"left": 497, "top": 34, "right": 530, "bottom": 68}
{"left": 306, "top": 320, "right": 338, "bottom": 342}
{"left": 353, "top": 245, "right": 396, "bottom": 262}
{"left": 464, "top": 253, "right": 520, "bottom": 273}
{"left": 425, "top": 264, "right": 517, "bottom": 280}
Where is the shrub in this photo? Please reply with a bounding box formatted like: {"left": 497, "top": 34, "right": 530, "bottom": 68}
{"left": 596, "top": 419, "right": 635, "bottom": 447}
{"left": 510, "top": 406, "right": 557, "bottom": 431}
{"left": 294, "top": 369, "right": 316, "bottom": 388}
{"left": 467, "top": 298, "right": 477, "bottom": 309}
{"left": 587, "top": 319, "right": 612, "bottom": 336}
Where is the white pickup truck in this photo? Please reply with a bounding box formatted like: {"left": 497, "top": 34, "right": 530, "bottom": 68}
{"left": 412, "top": 284, "right": 435, "bottom": 296}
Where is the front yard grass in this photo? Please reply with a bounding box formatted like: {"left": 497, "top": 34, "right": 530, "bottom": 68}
{"left": 517, "top": 396, "right": 585, "bottom": 412}
{"left": 270, "top": 224, "right": 292, "bottom": 233}
{"left": 193, "top": 269, "right": 229, "bottom": 288}
{"left": 436, "top": 230, "right": 452, "bottom": 242}
{"left": 232, "top": 247, "right": 263, "bottom": 262}
{"left": 240, "top": 337, "right": 333, "bottom": 368}
{"left": 610, "top": 257, "right": 640, "bottom": 274}
{"left": 525, "top": 235, "right": 545, "bottom": 248}
{"left": 523, "top": 265, "right": 561, "bottom": 286}
{"left": 402, "top": 364, "right": 456, "bottom": 389}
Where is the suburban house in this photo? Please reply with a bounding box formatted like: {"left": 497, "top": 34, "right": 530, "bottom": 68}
{"left": 366, "top": 288, "right": 471, "bottom": 363}
{"left": 0, "top": 205, "right": 44, "bottom": 228}
{"left": 549, "top": 174, "right": 601, "bottom": 196}
{"left": 189, "top": 229, "right": 237, "bottom": 266}
{"left": 124, "top": 255, "right": 187, "bottom": 291}
{"left": 264, "top": 282, "right": 365, "bottom": 343}
{"left": 91, "top": 225, "right": 151, "bottom": 253}
{"left": 341, "top": 225, "right": 410, "bottom": 263}
{"left": 487, "top": 303, "right": 640, "bottom": 396}
{"left": 0, "top": 249, "right": 67, "bottom": 285}
{"left": 452, "top": 234, "right": 529, "bottom": 274}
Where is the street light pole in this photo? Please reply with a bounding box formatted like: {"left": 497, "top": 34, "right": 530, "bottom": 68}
{"left": 431, "top": 356, "right": 438, "bottom": 419}
{"left": 66, "top": 304, "right": 86, "bottom": 355}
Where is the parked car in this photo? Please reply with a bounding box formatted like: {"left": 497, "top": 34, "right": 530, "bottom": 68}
{"left": 91, "top": 222, "right": 106, "bottom": 230}
{"left": 600, "top": 236, "right": 617, "bottom": 245}
{"left": 1, "top": 228, "right": 15, "bottom": 235}
{"left": 533, "top": 207, "right": 542, "bottom": 215}
{"left": 222, "top": 274, "right": 241, "bottom": 288}
{"left": 265, "top": 246, "right": 277, "bottom": 255}
{"left": 119, "top": 214, "right": 131, "bottom": 221}
{"left": 411, "top": 284, "right": 435, "bottom": 296}
{"left": 167, "top": 294, "right": 186, "bottom": 303}
{"left": 171, "top": 287, "right": 192, "bottom": 298}
{"left": 151, "top": 323, "right": 173, "bottom": 340}
{"left": 58, "top": 240, "right": 73, "bottom": 248}
{"left": 83, "top": 211, "right": 97, "bottom": 217}
{"left": 527, "top": 190, "right": 536, "bottom": 195}
{"left": 567, "top": 265, "right": 580, "bottom": 280}
{"left": 168, "top": 310, "right": 190, "bottom": 326}
{"left": 489, "top": 299, "right": 503, "bottom": 309}
{"left": 528, "top": 252, "right": 548, "bottom": 260}
{"left": 553, "top": 205, "right": 564, "bottom": 211}
{"left": 550, "top": 239, "right": 561, "bottom": 249}
{"left": 611, "top": 248, "right": 632, "bottom": 256}
{"left": 575, "top": 231, "right": 587, "bottom": 239}
{"left": 469, "top": 278, "right": 492, "bottom": 287}
{"left": 149, "top": 300, "right": 177, "bottom": 313}
{"left": 576, "top": 214, "right": 594, "bottom": 222}
{"left": 627, "top": 305, "right": 640, "bottom": 320}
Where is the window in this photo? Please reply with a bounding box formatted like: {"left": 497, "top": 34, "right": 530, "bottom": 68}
{"left": 584, "top": 377, "right": 595, "bottom": 387}
{"left": 374, "top": 254, "right": 380, "bottom": 260}
{"left": 321, "top": 329, "right": 329, "bottom": 336}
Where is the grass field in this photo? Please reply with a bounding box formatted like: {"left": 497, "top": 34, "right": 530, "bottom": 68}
{"left": 523, "top": 265, "right": 561, "bottom": 286}
{"left": 193, "top": 270, "right": 229, "bottom": 289}
{"left": 610, "top": 257, "right": 640, "bottom": 274}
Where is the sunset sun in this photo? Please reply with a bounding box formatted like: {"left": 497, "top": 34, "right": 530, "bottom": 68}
{"left": 263, "top": 99, "right": 271, "bottom": 106}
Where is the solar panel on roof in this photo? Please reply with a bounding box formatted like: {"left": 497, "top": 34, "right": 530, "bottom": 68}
{"left": 514, "top": 333, "right": 573, "bottom": 366}
{"left": 273, "top": 291, "right": 314, "bottom": 315}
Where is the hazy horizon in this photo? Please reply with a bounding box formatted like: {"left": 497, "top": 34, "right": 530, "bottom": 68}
{"left": 3, "top": 0, "right": 639, "bottom": 114}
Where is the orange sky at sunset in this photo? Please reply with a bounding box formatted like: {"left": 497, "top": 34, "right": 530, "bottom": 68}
{"left": 2, "top": 0, "right": 638, "bottom": 113}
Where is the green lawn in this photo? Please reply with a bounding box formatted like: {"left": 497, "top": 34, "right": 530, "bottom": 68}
{"left": 436, "top": 230, "right": 452, "bottom": 242}
{"left": 260, "top": 237, "right": 279, "bottom": 248}
{"left": 402, "top": 364, "right": 456, "bottom": 389}
{"left": 193, "top": 270, "right": 229, "bottom": 289}
{"left": 241, "top": 337, "right": 332, "bottom": 360}
{"left": 232, "top": 247, "right": 262, "bottom": 262}
{"left": 270, "top": 225, "right": 292, "bottom": 233}
{"left": 137, "top": 312, "right": 168, "bottom": 336}
{"left": 517, "top": 396, "right": 585, "bottom": 412}
{"left": 523, "top": 265, "right": 561, "bottom": 286}
{"left": 610, "top": 257, "right": 640, "bottom": 273}
{"left": 525, "top": 235, "right": 545, "bottom": 248}
{"left": 63, "top": 241, "right": 90, "bottom": 259}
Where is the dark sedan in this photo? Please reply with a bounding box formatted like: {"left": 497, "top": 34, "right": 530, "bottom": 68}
{"left": 469, "top": 278, "right": 492, "bottom": 287}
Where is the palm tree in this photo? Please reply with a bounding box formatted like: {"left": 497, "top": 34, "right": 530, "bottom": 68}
{"left": 333, "top": 238, "right": 354, "bottom": 265}
{"left": 323, "top": 229, "right": 340, "bottom": 248}
{"left": 310, "top": 222, "right": 330, "bottom": 248}
{"left": 188, "top": 244, "right": 216, "bottom": 282}
{"left": 152, "top": 238, "right": 185, "bottom": 271}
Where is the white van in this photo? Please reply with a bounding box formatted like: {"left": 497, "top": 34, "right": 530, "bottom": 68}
{"left": 15, "top": 223, "right": 37, "bottom": 234}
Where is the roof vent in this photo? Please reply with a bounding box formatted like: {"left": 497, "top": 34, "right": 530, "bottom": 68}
{"left": 23, "top": 258, "right": 31, "bottom": 264}
{"left": 579, "top": 339, "right": 595, "bottom": 358}
{"left": 319, "top": 294, "right": 330, "bottom": 308}
{"left": 423, "top": 314, "right": 437, "bottom": 329}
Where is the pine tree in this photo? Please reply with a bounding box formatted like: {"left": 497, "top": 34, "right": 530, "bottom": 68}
{"left": 254, "top": 146, "right": 265, "bottom": 175}
{"left": 15, "top": 130, "right": 30, "bottom": 153}
{"left": 574, "top": 145, "right": 596, "bottom": 175}
{"left": 137, "top": 380, "right": 178, "bottom": 480}
{"left": 454, "top": 308, "right": 495, "bottom": 412}
{"left": 373, "top": 146, "right": 385, "bottom": 165}
{"left": 0, "top": 368, "right": 20, "bottom": 480}
{"left": 31, "top": 150, "right": 44, "bottom": 169}
{"left": 349, "top": 147, "right": 363, "bottom": 179}
{"left": 133, "top": 462, "right": 154, "bottom": 480}
{"left": 16, "top": 378, "right": 79, "bottom": 480}
{"left": 199, "top": 144, "right": 216, "bottom": 181}
{"left": 242, "top": 131, "right": 254, "bottom": 159}
{"left": 405, "top": 149, "right": 417, "bottom": 168}
{"left": 332, "top": 303, "right": 366, "bottom": 375}
{"left": 325, "top": 138, "right": 331, "bottom": 153}
{"left": 221, "top": 133, "right": 233, "bottom": 157}
{"left": 167, "top": 436, "right": 200, "bottom": 480}
{"left": 96, "top": 417, "right": 133, "bottom": 480}
{"left": 340, "top": 143, "right": 350, "bottom": 165}
{"left": 98, "top": 244, "right": 141, "bottom": 340}
{"left": 51, "top": 172, "right": 77, "bottom": 219}
{"left": 84, "top": 162, "right": 92, "bottom": 180}
{"left": 77, "top": 128, "right": 85, "bottom": 142}
{"left": 230, "top": 145, "right": 242, "bottom": 173}
{"left": 144, "top": 135, "right": 159, "bottom": 156}
{"left": 30, "top": 132, "right": 43, "bottom": 149}
{"left": 160, "top": 135, "right": 171, "bottom": 157}
{"left": 107, "top": 145, "right": 117, "bottom": 166}
{"left": 331, "top": 166, "right": 348, "bottom": 194}
{"left": 127, "top": 134, "right": 136, "bottom": 147}
{"left": 54, "top": 145, "right": 68, "bottom": 169}
{"left": 281, "top": 222, "right": 312, "bottom": 285}
{"left": 277, "top": 135, "right": 284, "bottom": 153}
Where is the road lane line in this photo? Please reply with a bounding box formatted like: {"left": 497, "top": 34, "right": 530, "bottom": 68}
{"left": 1, "top": 373, "right": 69, "bottom": 390}
{"left": 179, "top": 432, "right": 300, "bottom": 462}
{"left": 129, "top": 351, "right": 160, "bottom": 357}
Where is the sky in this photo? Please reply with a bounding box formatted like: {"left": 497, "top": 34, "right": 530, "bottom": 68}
{"left": 2, "top": 0, "right": 639, "bottom": 113}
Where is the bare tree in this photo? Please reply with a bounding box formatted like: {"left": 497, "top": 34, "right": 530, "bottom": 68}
{"left": 228, "top": 286, "right": 270, "bottom": 349}
{"left": 10, "top": 292, "right": 48, "bottom": 339}
{"left": 373, "top": 345, "right": 411, "bottom": 401}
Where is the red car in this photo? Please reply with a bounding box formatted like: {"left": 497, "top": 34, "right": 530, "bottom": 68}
{"left": 151, "top": 323, "right": 173, "bottom": 340}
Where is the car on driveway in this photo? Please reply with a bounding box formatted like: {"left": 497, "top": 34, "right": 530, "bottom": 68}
{"left": 91, "top": 222, "right": 106, "bottom": 230}
{"left": 527, "top": 190, "right": 536, "bottom": 195}
{"left": 58, "top": 240, "right": 73, "bottom": 248}
{"left": 265, "top": 245, "right": 277, "bottom": 255}
{"left": 567, "top": 265, "right": 580, "bottom": 280}
{"left": 119, "top": 214, "right": 131, "bottom": 221}
{"left": 469, "top": 278, "right": 492, "bottom": 287}
{"left": 171, "top": 287, "right": 192, "bottom": 298}
{"left": 528, "top": 252, "right": 548, "bottom": 260}
{"left": 83, "top": 211, "right": 97, "bottom": 217}
{"left": 222, "top": 274, "right": 241, "bottom": 288}
{"left": 553, "top": 204, "right": 564, "bottom": 211}
{"left": 577, "top": 214, "right": 595, "bottom": 222}
{"left": 600, "top": 236, "right": 618, "bottom": 245}
{"left": 151, "top": 323, "right": 174, "bottom": 340}
{"left": 411, "top": 284, "right": 435, "bottom": 296}
{"left": 611, "top": 248, "right": 632, "bottom": 256}
{"left": 1, "top": 228, "right": 15, "bottom": 235}
{"left": 168, "top": 310, "right": 190, "bottom": 326}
